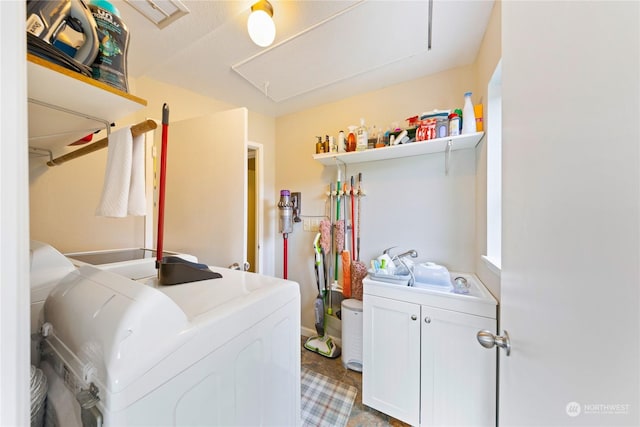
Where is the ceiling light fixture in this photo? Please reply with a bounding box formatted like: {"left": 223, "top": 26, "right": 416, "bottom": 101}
{"left": 247, "top": 0, "right": 276, "bottom": 47}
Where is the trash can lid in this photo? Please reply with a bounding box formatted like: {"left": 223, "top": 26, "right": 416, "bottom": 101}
{"left": 341, "top": 298, "right": 363, "bottom": 311}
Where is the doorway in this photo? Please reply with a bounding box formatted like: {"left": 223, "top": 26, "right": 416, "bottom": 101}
{"left": 247, "top": 142, "right": 263, "bottom": 273}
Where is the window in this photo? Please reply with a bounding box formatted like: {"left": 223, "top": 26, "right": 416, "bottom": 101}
{"left": 484, "top": 60, "right": 502, "bottom": 274}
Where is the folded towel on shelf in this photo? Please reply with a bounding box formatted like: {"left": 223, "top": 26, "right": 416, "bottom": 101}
{"left": 96, "top": 126, "right": 146, "bottom": 217}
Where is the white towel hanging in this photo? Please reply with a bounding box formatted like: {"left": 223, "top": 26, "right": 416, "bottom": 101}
{"left": 96, "top": 126, "right": 146, "bottom": 217}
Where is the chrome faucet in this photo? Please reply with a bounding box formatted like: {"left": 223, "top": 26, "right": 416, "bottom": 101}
{"left": 382, "top": 247, "right": 418, "bottom": 260}
{"left": 394, "top": 249, "right": 418, "bottom": 260}
{"left": 384, "top": 248, "right": 418, "bottom": 286}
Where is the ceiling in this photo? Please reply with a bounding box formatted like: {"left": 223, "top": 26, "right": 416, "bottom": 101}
{"left": 115, "top": 0, "right": 494, "bottom": 118}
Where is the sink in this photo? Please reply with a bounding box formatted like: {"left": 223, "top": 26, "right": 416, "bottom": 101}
{"left": 363, "top": 272, "right": 497, "bottom": 318}
{"left": 367, "top": 268, "right": 411, "bottom": 286}
{"left": 412, "top": 273, "right": 476, "bottom": 295}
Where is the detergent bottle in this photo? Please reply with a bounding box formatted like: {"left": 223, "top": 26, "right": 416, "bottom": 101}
{"left": 88, "top": 0, "right": 130, "bottom": 92}
{"left": 461, "top": 92, "right": 477, "bottom": 134}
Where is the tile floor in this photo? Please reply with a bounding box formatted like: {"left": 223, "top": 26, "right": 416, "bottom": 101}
{"left": 300, "top": 336, "right": 410, "bottom": 427}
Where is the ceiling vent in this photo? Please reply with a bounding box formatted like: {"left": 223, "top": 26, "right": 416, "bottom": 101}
{"left": 124, "top": 0, "right": 190, "bottom": 29}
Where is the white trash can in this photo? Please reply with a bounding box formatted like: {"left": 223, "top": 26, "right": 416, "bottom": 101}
{"left": 341, "top": 299, "right": 363, "bottom": 372}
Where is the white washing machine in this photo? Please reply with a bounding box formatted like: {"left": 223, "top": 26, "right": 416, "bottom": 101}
{"left": 30, "top": 242, "right": 301, "bottom": 426}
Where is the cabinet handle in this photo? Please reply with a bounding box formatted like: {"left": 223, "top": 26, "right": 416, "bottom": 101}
{"left": 424, "top": 316, "right": 431, "bottom": 324}
{"left": 411, "top": 315, "right": 417, "bottom": 321}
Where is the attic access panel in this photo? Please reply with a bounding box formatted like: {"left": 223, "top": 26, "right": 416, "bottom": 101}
{"left": 232, "top": 1, "right": 430, "bottom": 103}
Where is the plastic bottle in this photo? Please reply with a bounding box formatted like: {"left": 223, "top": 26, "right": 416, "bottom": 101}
{"left": 347, "top": 126, "right": 357, "bottom": 152}
{"left": 448, "top": 113, "right": 460, "bottom": 136}
{"left": 88, "top": 0, "right": 130, "bottom": 92}
{"left": 462, "top": 92, "right": 477, "bottom": 134}
{"left": 356, "top": 118, "right": 368, "bottom": 151}
{"left": 454, "top": 109, "right": 463, "bottom": 133}
{"left": 338, "top": 130, "right": 345, "bottom": 153}
{"left": 315, "top": 136, "right": 323, "bottom": 154}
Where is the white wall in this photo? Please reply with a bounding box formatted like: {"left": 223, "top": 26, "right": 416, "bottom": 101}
{"left": 0, "top": 2, "right": 30, "bottom": 425}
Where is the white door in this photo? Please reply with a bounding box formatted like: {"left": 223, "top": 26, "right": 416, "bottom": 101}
{"left": 160, "top": 108, "right": 248, "bottom": 268}
{"left": 497, "top": 2, "right": 639, "bottom": 426}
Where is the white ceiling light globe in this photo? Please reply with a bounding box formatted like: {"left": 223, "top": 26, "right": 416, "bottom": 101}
{"left": 248, "top": 9, "right": 275, "bottom": 47}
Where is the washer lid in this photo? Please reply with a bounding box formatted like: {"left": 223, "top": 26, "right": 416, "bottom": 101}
{"left": 30, "top": 241, "right": 75, "bottom": 302}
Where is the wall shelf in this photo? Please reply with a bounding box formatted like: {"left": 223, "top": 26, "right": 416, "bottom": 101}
{"left": 27, "top": 53, "right": 147, "bottom": 155}
{"left": 312, "top": 131, "right": 484, "bottom": 166}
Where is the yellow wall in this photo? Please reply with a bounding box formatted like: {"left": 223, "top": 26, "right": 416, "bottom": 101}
{"left": 29, "top": 76, "right": 278, "bottom": 271}
{"left": 276, "top": 2, "right": 502, "bottom": 333}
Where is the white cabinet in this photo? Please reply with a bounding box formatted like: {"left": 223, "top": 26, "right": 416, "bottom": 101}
{"left": 363, "top": 295, "right": 421, "bottom": 425}
{"left": 363, "top": 275, "right": 497, "bottom": 426}
{"left": 420, "top": 305, "right": 496, "bottom": 426}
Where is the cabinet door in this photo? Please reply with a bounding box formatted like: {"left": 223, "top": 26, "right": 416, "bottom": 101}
{"left": 420, "top": 306, "right": 496, "bottom": 426}
{"left": 363, "top": 294, "right": 421, "bottom": 426}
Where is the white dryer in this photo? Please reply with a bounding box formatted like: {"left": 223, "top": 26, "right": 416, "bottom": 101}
{"left": 31, "top": 242, "right": 301, "bottom": 426}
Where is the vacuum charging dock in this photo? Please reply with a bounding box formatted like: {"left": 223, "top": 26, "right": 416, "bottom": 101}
{"left": 158, "top": 256, "right": 221, "bottom": 286}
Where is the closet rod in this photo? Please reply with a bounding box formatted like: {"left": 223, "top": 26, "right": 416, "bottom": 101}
{"left": 47, "top": 119, "right": 157, "bottom": 167}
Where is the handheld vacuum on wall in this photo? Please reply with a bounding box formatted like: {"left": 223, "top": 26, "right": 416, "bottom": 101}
{"left": 304, "top": 233, "right": 341, "bottom": 358}
{"left": 278, "top": 190, "right": 294, "bottom": 279}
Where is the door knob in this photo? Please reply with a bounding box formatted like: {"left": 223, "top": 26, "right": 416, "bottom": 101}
{"left": 477, "top": 330, "right": 511, "bottom": 356}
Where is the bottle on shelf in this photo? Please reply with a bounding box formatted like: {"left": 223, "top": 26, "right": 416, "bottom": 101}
{"left": 448, "top": 113, "right": 460, "bottom": 136}
{"left": 356, "top": 118, "right": 368, "bottom": 151}
{"left": 315, "top": 136, "right": 324, "bottom": 154}
{"left": 462, "top": 92, "right": 477, "bottom": 134}
{"left": 347, "top": 126, "right": 357, "bottom": 152}
{"left": 338, "top": 130, "right": 346, "bottom": 153}
{"left": 474, "top": 104, "right": 484, "bottom": 132}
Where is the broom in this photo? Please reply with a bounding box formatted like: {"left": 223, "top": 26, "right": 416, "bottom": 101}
{"left": 351, "top": 173, "right": 367, "bottom": 300}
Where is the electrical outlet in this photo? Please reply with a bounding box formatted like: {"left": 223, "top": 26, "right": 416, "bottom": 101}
{"left": 303, "top": 218, "right": 320, "bottom": 232}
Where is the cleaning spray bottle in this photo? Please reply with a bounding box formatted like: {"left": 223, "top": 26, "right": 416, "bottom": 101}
{"left": 356, "top": 118, "right": 368, "bottom": 151}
